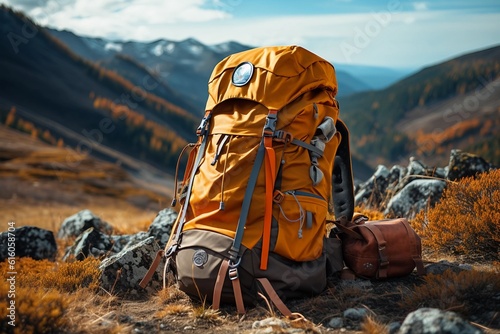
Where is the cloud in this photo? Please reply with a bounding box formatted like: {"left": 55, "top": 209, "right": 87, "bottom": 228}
{"left": 412, "top": 2, "right": 428, "bottom": 11}
{"left": 1, "top": 0, "right": 498, "bottom": 68}
{"left": 1, "top": 0, "right": 231, "bottom": 29}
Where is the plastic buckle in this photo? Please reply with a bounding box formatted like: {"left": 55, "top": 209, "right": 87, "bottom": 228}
{"left": 196, "top": 115, "right": 211, "bottom": 136}
{"left": 274, "top": 131, "right": 293, "bottom": 143}
{"left": 165, "top": 244, "right": 178, "bottom": 257}
{"left": 228, "top": 267, "right": 239, "bottom": 280}
{"left": 273, "top": 190, "right": 285, "bottom": 204}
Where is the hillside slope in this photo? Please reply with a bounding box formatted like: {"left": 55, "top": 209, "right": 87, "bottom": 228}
{"left": 340, "top": 44, "right": 500, "bottom": 166}
{"left": 0, "top": 6, "right": 197, "bottom": 174}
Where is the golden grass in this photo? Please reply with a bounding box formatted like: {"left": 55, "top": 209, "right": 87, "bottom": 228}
{"left": 411, "top": 169, "right": 500, "bottom": 261}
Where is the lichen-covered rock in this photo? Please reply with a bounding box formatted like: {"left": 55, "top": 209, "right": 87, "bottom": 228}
{"left": 384, "top": 179, "right": 446, "bottom": 219}
{"left": 0, "top": 226, "right": 57, "bottom": 261}
{"left": 147, "top": 208, "right": 176, "bottom": 248}
{"left": 63, "top": 227, "right": 113, "bottom": 261}
{"left": 355, "top": 165, "right": 390, "bottom": 207}
{"left": 99, "top": 237, "right": 165, "bottom": 297}
{"left": 399, "top": 308, "right": 483, "bottom": 334}
{"left": 58, "top": 209, "right": 113, "bottom": 239}
{"left": 111, "top": 232, "right": 149, "bottom": 253}
{"left": 446, "top": 149, "right": 494, "bottom": 181}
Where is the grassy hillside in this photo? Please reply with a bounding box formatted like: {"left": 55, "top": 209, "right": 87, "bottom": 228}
{"left": 0, "top": 6, "right": 197, "bottom": 173}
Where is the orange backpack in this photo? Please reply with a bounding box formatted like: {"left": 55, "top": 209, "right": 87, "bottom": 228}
{"left": 142, "top": 45, "right": 354, "bottom": 315}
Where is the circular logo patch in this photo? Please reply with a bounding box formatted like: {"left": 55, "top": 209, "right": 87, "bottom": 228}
{"left": 193, "top": 249, "right": 208, "bottom": 267}
{"left": 231, "top": 62, "right": 254, "bottom": 87}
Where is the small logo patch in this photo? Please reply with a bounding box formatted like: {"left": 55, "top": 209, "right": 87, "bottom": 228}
{"left": 193, "top": 249, "right": 208, "bottom": 267}
{"left": 231, "top": 62, "right": 254, "bottom": 87}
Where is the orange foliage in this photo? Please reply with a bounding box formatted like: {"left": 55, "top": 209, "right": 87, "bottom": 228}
{"left": 412, "top": 169, "right": 500, "bottom": 260}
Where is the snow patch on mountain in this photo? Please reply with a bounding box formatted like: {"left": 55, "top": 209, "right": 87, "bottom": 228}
{"left": 105, "top": 42, "right": 122, "bottom": 52}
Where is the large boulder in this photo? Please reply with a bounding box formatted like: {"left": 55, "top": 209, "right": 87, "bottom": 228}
{"left": 399, "top": 308, "right": 483, "bottom": 334}
{"left": 147, "top": 208, "right": 176, "bottom": 249}
{"left": 99, "top": 237, "right": 165, "bottom": 297}
{"left": 384, "top": 179, "right": 446, "bottom": 219}
{"left": 58, "top": 209, "right": 113, "bottom": 239}
{"left": 0, "top": 226, "right": 57, "bottom": 261}
{"left": 354, "top": 165, "right": 390, "bottom": 207}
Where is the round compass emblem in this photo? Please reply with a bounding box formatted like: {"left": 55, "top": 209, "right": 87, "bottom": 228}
{"left": 231, "top": 62, "right": 254, "bottom": 87}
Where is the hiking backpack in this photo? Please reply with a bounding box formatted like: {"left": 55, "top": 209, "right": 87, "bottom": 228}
{"left": 141, "top": 45, "right": 354, "bottom": 314}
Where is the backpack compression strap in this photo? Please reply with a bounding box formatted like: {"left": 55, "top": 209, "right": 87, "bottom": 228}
{"left": 332, "top": 119, "right": 354, "bottom": 221}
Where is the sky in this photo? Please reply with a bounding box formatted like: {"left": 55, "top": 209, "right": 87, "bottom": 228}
{"left": 2, "top": 0, "right": 500, "bottom": 69}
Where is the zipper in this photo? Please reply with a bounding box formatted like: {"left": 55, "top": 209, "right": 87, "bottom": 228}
{"left": 286, "top": 190, "right": 325, "bottom": 201}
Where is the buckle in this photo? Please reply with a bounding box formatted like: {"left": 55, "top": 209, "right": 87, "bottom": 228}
{"left": 165, "top": 244, "right": 178, "bottom": 257}
{"left": 273, "top": 190, "right": 285, "bottom": 204}
{"left": 196, "top": 115, "right": 211, "bottom": 136}
{"left": 228, "top": 267, "right": 239, "bottom": 280}
{"left": 273, "top": 131, "right": 293, "bottom": 143}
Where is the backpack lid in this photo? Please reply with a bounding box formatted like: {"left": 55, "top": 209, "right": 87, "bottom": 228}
{"left": 206, "top": 45, "right": 338, "bottom": 111}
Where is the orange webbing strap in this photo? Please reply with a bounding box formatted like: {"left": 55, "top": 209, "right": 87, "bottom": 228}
{"left": 231, "top": 275, "right": 246, "bottom": 314}
{"left": 261, "top": 109, "right": 278, "bottom": 271}
{"left": 139, "top": 250, "right": 164, "bottom": 288}
{"left": 256, "top": 278, "right": 292, "bottom": 317}
{"left": 212, "top": 259, "right": 230, "bottom": 310}
{"left": 212, "top": 259, "right": 245, "bottom": 314}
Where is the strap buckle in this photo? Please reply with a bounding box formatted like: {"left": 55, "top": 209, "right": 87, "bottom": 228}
{"left": 196, "top": 114, "right": 211, "bottom": 136}
{"left": 228, "top": 257, "right": 241, "bottom": 281}
{"left": 165, "top": 244, "right": 178, "bottom": 257}
{"left": 273, "top": 190, "right": 285, "bottom": 204}
{"left": 263, "top": 113, "right": 277, "bottom": 137}
{"left": 228, "top": 267, "right": 239, "bottom": 280}
{"left": 273, "top": 130, "right": 293, "bottom": 143}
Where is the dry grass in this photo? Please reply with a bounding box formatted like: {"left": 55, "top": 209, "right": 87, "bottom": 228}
{"left": 412, "top": 169, "right": 500, "bottom": 261}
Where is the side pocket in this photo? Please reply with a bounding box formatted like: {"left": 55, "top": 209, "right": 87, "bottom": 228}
{"left": 273, "top": 192, "right": 327, "bottom": 261}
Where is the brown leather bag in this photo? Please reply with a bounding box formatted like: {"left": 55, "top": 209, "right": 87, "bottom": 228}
{"left": 333, "top": 216, "right": 425, "bottom": 279}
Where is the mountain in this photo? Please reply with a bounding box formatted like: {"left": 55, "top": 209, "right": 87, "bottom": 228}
{"left": 47, "top": 29, "right": 377, "bottom": 110}
{"left": 0, "top": 6, "right": 197, "bottom": 178}
{"left": 340, "top": 44, "right": 500, "bottom": 167}
{"left": 48, "top": 29, "right": 252, "bottom": 114}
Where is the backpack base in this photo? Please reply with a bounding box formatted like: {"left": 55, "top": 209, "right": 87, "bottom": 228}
{"left": 173, "top": 229, "right": 343, "bottom": 307}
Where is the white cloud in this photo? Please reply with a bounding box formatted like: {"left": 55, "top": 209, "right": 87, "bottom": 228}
{"left": 412, "top": 2, "right": 428, "bottom": 11}
{"left": 1, "top": 0, "right": 498, "bottom": 68}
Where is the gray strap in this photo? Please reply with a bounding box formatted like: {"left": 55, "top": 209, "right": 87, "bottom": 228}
{"left": 167, "top": 118, "right": 211, "bottom": 256}
{"left": 228, "top": 140, "right": 266, "bottom": 261}
{"left": 291, "top": 138, "right": 323, "bottom": 157}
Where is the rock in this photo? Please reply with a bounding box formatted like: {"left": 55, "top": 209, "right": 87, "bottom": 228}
{"left": 328, "top": 317, "right": 343, "bottom": 329}
{"left": 384, "top": 179, "right": 446, "bottom": 219}
{"left": 63, "top": 227, "right": 113, "bottom": 261}
{"left": 425, "top": 260, "right": 471, "bottom": 275}
{"left": 251, "top": 317, "right": 306, "bottom": 334}
{"left": 147, "top": 208, "right": 176, "bottom": 248}
{"left": 0, "top": 226, "right": 57, "bottom": 261}
{"left": 58, "top": 209, "right": 113, "bottom": 239}
{"left": 111, "top": 232, "right": 149, "bottom": 253}
{"left": 446, "top": 149, "right": 494, "bottom": 181}
{"left": 399, "top": 308, "right": 483, "bottom": 334}
{"left": 99, "top": 237, "right": 165, "bottom": 296}
{"left": 355, "top": 165, "right": 390, "bottom": 207}
{"left": 343, "top": 308, "right": 368, "bottom": 321}
{"left": 388, "top": 321, "right": 401, "bottom": 334}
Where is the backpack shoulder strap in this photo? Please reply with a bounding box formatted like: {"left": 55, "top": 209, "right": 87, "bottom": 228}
{"left": 332, "top": 119, "right": 354, "bottom": 221}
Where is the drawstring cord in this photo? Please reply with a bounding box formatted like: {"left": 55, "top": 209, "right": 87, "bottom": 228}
{"left": 277, "top": 191, "right": 305, "bottom": 239}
